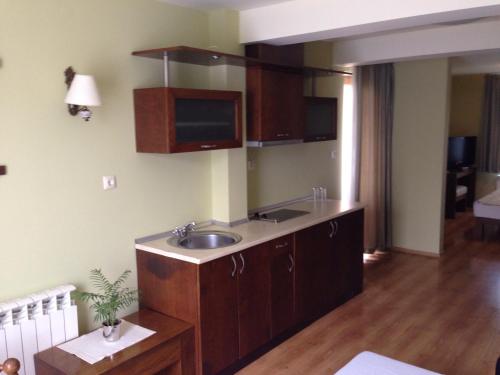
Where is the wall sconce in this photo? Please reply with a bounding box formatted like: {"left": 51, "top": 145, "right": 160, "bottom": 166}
{"left": 64, "top": 67, "right": 101, "bottom": 121}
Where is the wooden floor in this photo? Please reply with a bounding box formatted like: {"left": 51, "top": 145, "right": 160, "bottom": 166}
{"left": 237, "top": 212, "right": 500, "bottom": 375}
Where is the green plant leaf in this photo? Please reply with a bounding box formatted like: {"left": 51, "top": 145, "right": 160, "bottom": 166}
{"left": 75, "top": 269, "right": 138, "bottom": 326}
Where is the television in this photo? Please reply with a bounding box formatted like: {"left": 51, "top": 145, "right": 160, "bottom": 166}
{"left": 447, "top": 136, "right": 477, "bottom": 170}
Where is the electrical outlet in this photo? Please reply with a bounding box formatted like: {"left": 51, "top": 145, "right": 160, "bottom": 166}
{"left": 102, "top": 176, "right": 117, "bottom": 190}
{"left": 331, "top": 150, "right": 337, "bottom": 160}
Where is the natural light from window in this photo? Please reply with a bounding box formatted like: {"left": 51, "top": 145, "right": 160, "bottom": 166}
{"left": 341, "top": 77, "right": 354, "bottom": 204}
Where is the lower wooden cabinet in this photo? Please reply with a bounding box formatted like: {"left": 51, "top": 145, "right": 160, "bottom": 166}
{"left": 199, "top": 255, "right": 239, "bottom": 375}
{"left": 137, "top": 208, "right": 364, "bottom": 375}
{"left": 236, "top": 243, "right": 271, "bottom": 357}
{"left": 269, "top": 235, "right": 295, "bottom": 337}
{"left": 331, "top": 209, "right": 364, "bottom": 301}
{"left": 295, "top": 210, "right": 364, "bottom": 322}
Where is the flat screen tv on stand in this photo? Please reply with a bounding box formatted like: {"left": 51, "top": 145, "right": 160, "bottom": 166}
{"left": 447, "top": 136, "right": 477, "bottom": 171}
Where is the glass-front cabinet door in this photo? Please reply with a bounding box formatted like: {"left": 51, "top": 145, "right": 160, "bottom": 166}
{"left": 134, "top": 87, "right": 242, "bottom": 154}
{"left": 303, "top": 97, "right": 337, "bottom": 142}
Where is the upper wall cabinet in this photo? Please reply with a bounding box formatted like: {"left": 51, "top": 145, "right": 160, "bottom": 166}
{"left": 246, "top": 44, "right": 305, "bottom": 147}
{"left": 246, "top": 66, "right": 304, "bottom": 146}
{"left": 132, "top": 45, "right": 350, "bottom": 151}
{"left": 304, "top": 97, "right": 338, "bottom": 142}
{"left": 134, "top": 87, "right": 242, "bottom": 154}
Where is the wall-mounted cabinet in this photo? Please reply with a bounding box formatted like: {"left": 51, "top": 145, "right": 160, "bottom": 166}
{"left": 132, "top": 45, "right": 350, "bottom": 151}
{"left": 134, "top": 87, "right": 242, "bottom": 153}
{"left": 246, "top": 66, "right": 304, "bottom": 146}
{"left": 304, "top": 97, "right": 338, "bottom": 142}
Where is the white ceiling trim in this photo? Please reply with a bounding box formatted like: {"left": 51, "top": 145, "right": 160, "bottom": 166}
{"left": 332, "top": 17, "right": 500, "bottom": 67}
{"left": 159, "top": 0, "right": 292, "bottom": 11}
{"left": 239, "top": 0, "right": 500, "bottom": 45}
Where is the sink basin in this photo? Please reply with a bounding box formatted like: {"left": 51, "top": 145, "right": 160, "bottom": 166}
{"left": 167, "top": 230, "right": 242, "bottom": 250}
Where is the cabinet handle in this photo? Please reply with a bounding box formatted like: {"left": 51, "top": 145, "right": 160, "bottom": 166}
{"left": 200, "top": 144, "right": 217, "bottom": 149}
{"left": 231, "top": 255, "right": 237, "bottom": 278}
{"left": 315, "top": 136, "right": 327, "bottom": 140}
{"left": 276, "top": 133, "right": 290, "bottom": 137}
{"left": 288, "top": 253, "right": 294, "bottom": 273}
{"left": 329, "top": 221, "right": 335, "bottom": 238}
{"left": 334, "top": 221, "right": 339, "bottom": 235}
{"left": 275, "top": 242, "right": 288, "bottom": 249}
{"left": 239, "top": 253, "right": 245, "bottom": 274}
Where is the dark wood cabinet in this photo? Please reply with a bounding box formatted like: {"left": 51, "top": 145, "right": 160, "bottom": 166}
{"left": 200, "top": 243, "right": 271, "bottom": 373}
{"left": 134, "top": 87, "right": 242, "bottom": 154}
{"left": 199, "top": 256, "right": 239, "bottom": 375}
{"left": 295, "top": 221, "right": 335, "bottom": 322}
{"left": 269, "top": 235, "right": 295, "bottom": 337}
{"left": 136, "top": 208, "right": 364, "bottom": 375}
{"left": 35, "top": 310, "right": 195, "bottom": 375}
{"left": 333, "top": 210, "right": 364, "bottom": 298}
{"left": 445, "top": 168, "right": 476, "bottom": 219}
{"left": 304, "top": 97, "right": 338, "bottom": 142}
{"left": 245, "top": 43, "right": 304, "bottom": 66}
{"left": 246, "top": 66, "right": 304, "bottom": 143}
{"left": 237, "top": 244, "right": 271, "bottom": 357}
{"left": 295, "top": 210, "right": 364, "bottom": 321}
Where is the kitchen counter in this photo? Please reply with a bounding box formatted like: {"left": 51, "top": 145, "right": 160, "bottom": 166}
{"left": 135, "top": 199, "right": 364, "bottom": 264}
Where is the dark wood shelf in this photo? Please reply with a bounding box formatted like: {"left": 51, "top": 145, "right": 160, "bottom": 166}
{"left": 132, "top": 45, "right": 351, "bottom": 77}
{"left": 0, "top": 165, "right": 6, "bottom": 175}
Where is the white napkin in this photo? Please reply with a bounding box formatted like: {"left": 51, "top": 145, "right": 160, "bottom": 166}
{"left": 58, "top": 320, "right": 156, "bottom": 364}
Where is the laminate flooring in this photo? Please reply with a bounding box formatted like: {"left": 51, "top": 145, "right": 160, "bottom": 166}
{"left": 237, "top": 211, "right": 500, "bottom": 375}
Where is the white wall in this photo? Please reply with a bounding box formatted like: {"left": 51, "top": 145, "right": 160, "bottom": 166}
{"left": 239, "top": 0, "right": 500, "bottom": 44}
{"left": 333, "top": 17, "right": 500, "bottom": 66}
{"left": 392, "top": 59, "right": 450, "bottom": 255}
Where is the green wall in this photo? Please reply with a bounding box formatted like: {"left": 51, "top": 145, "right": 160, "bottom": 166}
{"left": 0, "top": 0, "right": 221, "bottom": 328}
{"left": 247, "top": 42, "right": 343, "bottom": 209}
{"left": 0, "top": 2, "right": 342, "bottom": 330}
{"left": 392, "top": 58, "right": 450, "bottom": 255}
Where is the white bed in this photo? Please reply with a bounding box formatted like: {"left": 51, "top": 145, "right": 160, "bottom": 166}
{"left": 474, "top": 189, "right": 500, "bottom": 221}
{"left": 335, "top": 351, "right": 442, "bottom": 375}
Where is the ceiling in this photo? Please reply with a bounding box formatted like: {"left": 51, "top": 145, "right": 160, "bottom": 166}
{"left": 160, "top": 0, "right": 291, "bottom": 10}
{"left": 451, "top": 51, "right": 500, "bottom": 74}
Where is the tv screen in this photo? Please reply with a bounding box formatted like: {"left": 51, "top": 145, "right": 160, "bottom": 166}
{"left": 447, "top": 136, "right": 476, "bottom": 170}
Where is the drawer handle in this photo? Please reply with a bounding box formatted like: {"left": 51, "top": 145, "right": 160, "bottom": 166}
{"left": 275, "top": 242, "right": 288, "bottom": 249}
{"left": 201, "top": 144, "right": 217, "bottom": 149}
{"left": 239, "top": 253, "right": 245, "bottom": 275}
{"left": 231, "top": 255, "right": 237, "bottom": 278}
{"left": 288, "top": 253, "right": 294, "bottom": 273}
{"left": 276, "top": 133, "right": 290, "bottom": 137}
{"left": 315, "top": 136, "right": 327, "bottom": 140}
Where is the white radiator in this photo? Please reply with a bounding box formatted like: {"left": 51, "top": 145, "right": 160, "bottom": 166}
{"left": 0, "top": 285, "right": 78, "bottom": 375}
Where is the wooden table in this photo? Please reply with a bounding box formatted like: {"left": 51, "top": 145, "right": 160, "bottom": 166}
{"left": 34, "top": 309, "right": 195, "bottom": 375}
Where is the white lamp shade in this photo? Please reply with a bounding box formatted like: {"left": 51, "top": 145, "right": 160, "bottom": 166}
{"left": 64, "top": 74, "right": 101, "bottom": 106}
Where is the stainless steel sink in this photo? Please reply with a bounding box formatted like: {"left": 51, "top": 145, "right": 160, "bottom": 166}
{"left": 167, "top": 231, "right": 242, "bottom": 250}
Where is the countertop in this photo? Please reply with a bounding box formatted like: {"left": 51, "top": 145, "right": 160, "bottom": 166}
{"left": 135, "top": 199, "right": 364, "bottom": 264}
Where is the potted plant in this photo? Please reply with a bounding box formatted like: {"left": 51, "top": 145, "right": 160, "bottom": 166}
{"left": 75, "top": 269, "right": 138, "bottom": 342}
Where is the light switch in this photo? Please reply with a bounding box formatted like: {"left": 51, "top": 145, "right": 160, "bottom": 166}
{"left": 247, "top": 160, "right": 256, "bottom": 171}
{"left": 331, "top": 151, "right": 337, "bottom": 160}
{"left": 102, "top": 176, "right": 117, "bottom": 190}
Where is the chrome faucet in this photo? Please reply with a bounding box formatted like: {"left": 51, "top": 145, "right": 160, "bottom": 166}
{"left": 172, "top": 222, "right": 197, "bottom": 238}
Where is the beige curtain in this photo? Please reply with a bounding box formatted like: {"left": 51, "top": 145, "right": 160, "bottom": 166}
{"left": 355, "top": 64, "right": 394, "bottom": 252}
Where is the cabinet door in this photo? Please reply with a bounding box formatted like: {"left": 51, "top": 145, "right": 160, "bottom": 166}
{"left": 269, "top": 235, "right": 295, "bottom": 337}
{"left": 304, "top": 97, "right": 338, "bottom": 142}
{"left": 295, "top": 223, "right": 334, "bottom": 322}
{"left": 237, "top": 244, "right": 271, "bottom": 358}
{"left": 199, "top": 255, "right": 239, "bottom": 375}
{"left": 248, "top": 67, "right": 304, "bottom": 142}
{"left": 332, "top": 210, "right": 364, "bottom": 300}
